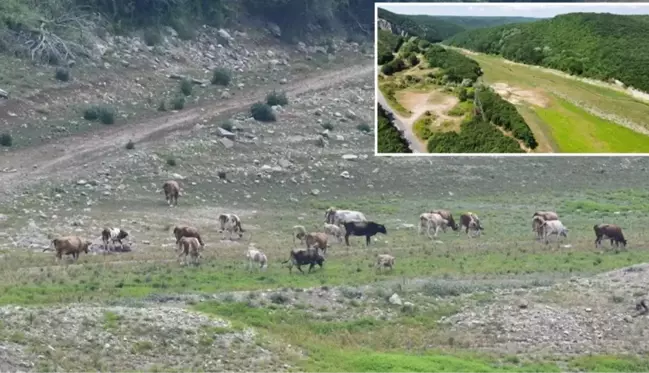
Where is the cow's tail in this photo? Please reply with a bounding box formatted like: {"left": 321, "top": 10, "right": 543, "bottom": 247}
{"left": 237, "top": 220, "right": 245, "bottom": 233}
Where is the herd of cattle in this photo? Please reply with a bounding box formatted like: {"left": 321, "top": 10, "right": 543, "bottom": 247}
{"left": 42, "top": 180, "right": 630, "bottom": 274}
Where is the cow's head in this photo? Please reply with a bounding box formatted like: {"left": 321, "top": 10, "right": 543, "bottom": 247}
{"left": 118, "top": 230, "right": 129, "bottom": 240}
{"left": 83, "top": 240, "right": 92, "bottom": 254}
{"left": 324, "top": 208, "right": 335, "bottom": 223}
{"left": 315, "top": 254, "right": 325, "bottom": 267}
{"left": 377, "top": 224, "right": 387, "bottom": 235}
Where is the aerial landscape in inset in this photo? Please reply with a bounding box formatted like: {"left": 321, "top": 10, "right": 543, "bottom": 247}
{"left": 376, "top": 3, "right": 649, "bottom": 154}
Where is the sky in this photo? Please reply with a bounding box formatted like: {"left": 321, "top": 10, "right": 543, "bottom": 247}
{"left": 377, "top": 3, "right": 649, "bottom": 18}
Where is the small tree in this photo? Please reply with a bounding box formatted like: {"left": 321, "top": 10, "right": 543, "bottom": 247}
{"left": 0, "top": 133, "right": 12, "bottom": 147}
{"left": 180, "top": 79, "right": 192, "bottom": 96}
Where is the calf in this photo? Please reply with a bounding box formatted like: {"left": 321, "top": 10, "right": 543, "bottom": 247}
{"left": 323, "top": 223, "right": 345, "bottom": 243}
{"left": 376, "top": 254, "right": 395, "bottom": 272}
{"left": 281, "top": 248, "right": 325, "bottom": 274}
{"left": 173, "top": 226, "right": 204, "bottom": 250}
{"left": 305, "top": 232, "right": 329, "bottom": 255}
{"left": 218, "top": 213, "right": 245, "bottom": 240}
{"left": 44, "top": 236, "right": 92, "bottom": 261}
{"left": 246, "top": 247, "right": 268, "bottom": 270}
{"left": 532, "top": 211, "right": 559, "bottom": 240}
{"left": 540, "top": 220, "right": 568, "bottom": 246}
{"left": 101, "top": 227, "right": 129, "bottom": 251}
{"left": 343, "top": 221, "right": 387, "bottom": 246}
{"left": 459, "top": 212, "right": 483, "bottom": 237}
{"left": 178, "top": 236, "right": 202, "bottom": 265}
{"left": 163, "top": 180, "right": 180, "bottom": 206}
{"left": 293, "top": 225, "right": 307, "bottom": 245}
{"left": 594, "top": 224, "right": 627, "bottom": 249}
{"left": 419, "top": 212, "right": 448, "bottom": 238}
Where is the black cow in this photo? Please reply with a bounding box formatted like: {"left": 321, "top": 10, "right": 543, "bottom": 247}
{"left": 281, "top": 248, "right": 325, "bottom": 274}
{"left": 343, "top": 221, "right": 387, "bottom": 246}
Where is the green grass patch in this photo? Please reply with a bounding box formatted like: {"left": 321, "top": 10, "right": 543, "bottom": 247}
{"left": 447, "top": 101, "right": 473, "bottom": 117}
{"left": 535, "top": 96, "right": 649, "bottom": 153}
{"left": 569, "top": 355, "right": 649, "bottom": 372}
{"left": 378, "top": 82, "right": 412, "bottom": 117}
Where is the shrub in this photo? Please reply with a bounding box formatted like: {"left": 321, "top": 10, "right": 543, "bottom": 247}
{"left": 321, "top": 121, "right": 334, "bottom": 130}
{"left": 166, "top": 158, "right": 177, "bottom": 166}
{"left": 125, "top": 140, "right": 135, "bottom": 150}
{"left": 143, "top": 28, "right": 162, "bottom": 46}
{"left": 458, "top": 87, "right": 468, "bottom": 102}
{"left": 266, "top": 90, "right": 288, "bottom": 106}
{"left": 55, "top": 68, "right": 70, "bottom": 82}
{"left": 211, "top": 68, "right": 232, "bottom": 86}
{"left": 83, "top": 105, "right": 115, "bottom": 125}
{"left": 157, "top": 100, "right": 167, "bottom": 112}
{"left": 170, "top": 96, "right": 185, "bottom": 111}
{"left": 250, "top": 102, "right": 276, "bottom": 122}
{"left": 220, "top": 120, "right": 234, "bottom": 131}
{"left": 0, "top": 133, "right": 12, "bottom": 147}
{"left": 180, "top": 79, "right": 192, "bottom": 96}
{"left": 356, "top": 123, "right": 371, "bottom": 133}
{"left": 413, "top": 118, "right": 434, "bottom": 140}
{"left": 170, "top": 18, "right": 195, "bottom": 40}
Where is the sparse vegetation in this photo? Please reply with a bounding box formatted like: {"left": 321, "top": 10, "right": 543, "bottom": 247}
{"left": 180, "top": 78, "right": 193, "bottom": 96}
{"left": 251, "top": 102, "right": 276, "bottom": 122}
{"left": 170, "top": 96, "right": 185, "bottom": 111}
{"left": 83, "top": 105, "right": 116, "bottom": 125}
{"left": 266, "top": 90, "right": 288, "bottom": 106}
{"left": 220, "top": 120, "right": 234, "bottom": 131}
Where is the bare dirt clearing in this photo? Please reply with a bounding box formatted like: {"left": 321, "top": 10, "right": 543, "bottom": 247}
{"left": 492, "top": 82, "right": 550, "bottom": 108}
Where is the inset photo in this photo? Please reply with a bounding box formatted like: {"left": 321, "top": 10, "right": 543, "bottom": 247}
{"left": 375, "top": 2, "right": 649, "bottom": 155}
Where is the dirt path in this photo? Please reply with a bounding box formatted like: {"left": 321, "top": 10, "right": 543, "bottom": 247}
{"left": 0, "top": 64, "right": 374, "bottom": 199}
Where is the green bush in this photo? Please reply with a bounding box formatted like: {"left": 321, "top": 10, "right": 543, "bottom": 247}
{"left": 377, "top": 104, "right": 410, "bottom": 153}
{"left": 143, "top": 28, "right": 162, "bottom": 46}
{"left": 266, "top": 90, "right": 288, "bottom": 106}
{"left": 211, "top": 68, "right": 232, "bottom": 86}
{"left": 0, "top": 133, "right": 12, "bottom": 147}
{"left": 321, "top": 121, "right": 334, "bottom": 130}
{"left": 158, "top": 100, "right": 167, "bottom": 112}
{"left": 251, "top": 102, "right": 276, "bottom": 122}
{"left": 167, "top": 158, "right": 177, "bottom": 166}
{"left": 83, "top": 105, "right": 115, "bottom": 125}
{"left": 413, "top": 118, "right": 434, "bottom": 140}
{"left": 180, "top": 79, "right": 193, "bottom": 96}
{"left": 171, "top": 96, "right": 185, "bottom": 111}
{"left": 170, "top": 18, "right": 196, "bottom": 40}
{"left": 55, "top": 68, "right": 70, "bottom": 82}
{"left": 220, "top": 120, "right": 234, "bottom": 131}
{"left": 125, "top": 140, "right": 135, "bottom": 150}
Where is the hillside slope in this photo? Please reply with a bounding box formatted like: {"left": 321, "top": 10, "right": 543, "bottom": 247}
{"left": 444, "top": 12, "right": 649, "bottom": 92}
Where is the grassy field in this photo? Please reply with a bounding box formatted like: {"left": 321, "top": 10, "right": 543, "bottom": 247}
{"left": 455, "top": 48, "right": 649, "bottom": 153}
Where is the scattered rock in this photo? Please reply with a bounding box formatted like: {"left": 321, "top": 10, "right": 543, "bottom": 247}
{"left": 216, "top": 128, "right": 236, "bottom": 140}
{"left": 220, "top": 138, "right": 234, "bottom": 149}
{"left": 388, "top": 293, "right": 402, "bottom": 306}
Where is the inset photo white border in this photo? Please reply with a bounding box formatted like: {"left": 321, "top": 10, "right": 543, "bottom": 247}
{"left": 373, "top": 2, "right": 649, "bottom": 157}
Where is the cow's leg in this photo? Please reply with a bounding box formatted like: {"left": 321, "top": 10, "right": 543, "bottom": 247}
{"left": 366, "top": 235, "right": 371, "bottom": 246}
{"left": 345, "top": 234, "right": 350, "bottom": 246}
{"left": 308, "top": 263, "right": 316, "bottom": 273}
{"left": 594, "top": 236, "right": 600, "bottom": 248}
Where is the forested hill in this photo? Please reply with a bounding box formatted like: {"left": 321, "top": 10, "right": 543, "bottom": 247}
{"left": 377, "top": 8, "right": 541, "bottom": 43}
{"left": 444, "top": 12, "right": 649, "bottom": 93}
{"left": 378, "top": 8, "right": 465, "bottom": 42}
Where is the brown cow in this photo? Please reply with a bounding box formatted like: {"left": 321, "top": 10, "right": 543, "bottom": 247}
{"left": 173, "top": 226, "right": 204, "bottom": 250}
{"left": 594, "top": 224, "right": 627, "bottom": 249}
{"left": 305, "top": 232, "right": 329, "bottom": 255}
{"left": 163, "top": 180, "right": 180, "bottom": 206}
{"left": 431, "top": 210, "right": 459, "bottom": 231}
{"left": 532, "top": 211, "right": 559, "bottom": 240}
{"left": 459, "top": 212, "right": 483, "bottom": 237}
{"left": 44, "top": 236, "right": 91, "bottom": 260}
{"left": 178, "top": 236, "right": 202, "bottom": 265}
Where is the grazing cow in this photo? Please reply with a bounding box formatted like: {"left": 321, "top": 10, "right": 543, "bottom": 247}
{"left": 281, "top": 248, "right": 325, "bottom": 274}
{"left": 376, "top": 254, "right": 395, "bottom": 272}
{"left": 342, "top": 221, "right": 387, "bottom": 246}
{"left": 419, "top": 212, "right": 448, "bottom": 238}
{"left": 178, "top": 236, "right": 201, "bottom": 265}
{"left": 459, "top": 212, "right": 483, "bottom": 237}
{"left": 540, "top": 220, "right": 568, "bottom": 246}
{"left": 305, "top": 232, "right": 329, "bottom": 255}
{"left": 246, "top": 247, "right": 268, "bottom": 270}
{"left": 218, "top": 213, "right": 245, "bottom": 240}
{"left": 173, "top": 226, "right": 204, "bottom": 250}
{"left": 293, "top": 225, "right": 307, "bottom": 245}
{"left": 431, "top": 209, "right": 459, "bottom": 231}
{"left": 532, "top": 211, "right": 559, "bottom": 240}
{"left": 163, "top": 180, "right": 181, "bottom": 206}
{"left": 101, "top": 227, "right": 129, "bottom": 251}
{"left": 594, "top": 224, "right": 627, "bottom": 249}
{"left": 44, "top": 236, "right": 91, "bottom": 261}
{"left": 323, "top": 223, "right": 345, "bottom": 243}
{"left": 324, "top": 207, "right": 367, "bottom": 226}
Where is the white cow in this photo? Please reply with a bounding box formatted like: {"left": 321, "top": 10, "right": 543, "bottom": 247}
{"left": 540, "top": 220, "right": 568, "bottom": 246}
{"left": 324, "top": 207, "right": 367, "bottom": 226}
{"left": 419, "top": 212, "right": 449, "bottom": 238}
{"left": 218, "top": 213, "right": 245, "bottom": 240}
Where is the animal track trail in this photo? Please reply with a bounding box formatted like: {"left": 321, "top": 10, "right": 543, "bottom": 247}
{"left": 0, "top": 64, "right": 374, "bottom": 200}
